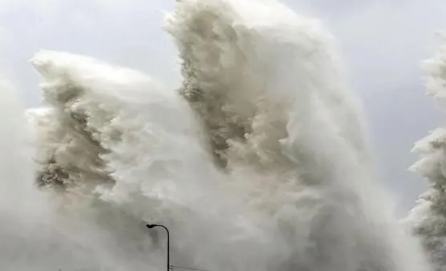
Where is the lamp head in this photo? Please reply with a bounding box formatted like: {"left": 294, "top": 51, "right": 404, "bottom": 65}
{"left": 146, "top": 224, "right": 157, "bottom": 229}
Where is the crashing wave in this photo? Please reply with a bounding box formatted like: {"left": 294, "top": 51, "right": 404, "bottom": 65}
{"left": 18, "top": 0, "right": 430, "bottom": 271}
{"left": 404, "top": 41, "right": 446, "bottom": 271}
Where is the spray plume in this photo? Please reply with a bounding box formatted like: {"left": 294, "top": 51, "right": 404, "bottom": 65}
{"left": 0, "top": 0, "right": 430, "bottom": 271}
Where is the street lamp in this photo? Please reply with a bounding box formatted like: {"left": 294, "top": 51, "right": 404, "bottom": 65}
{"left": 147, "top": 224, "right": 171, "bottom": 271}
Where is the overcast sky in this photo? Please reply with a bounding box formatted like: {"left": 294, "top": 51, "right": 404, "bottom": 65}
{"left": 1, "top": 0, "right": 445, "bottom": 214}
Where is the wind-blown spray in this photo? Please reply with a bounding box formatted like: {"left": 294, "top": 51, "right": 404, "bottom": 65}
{"left": 404, "top": 40, "right": 446, "bottom": 271}
{"left": 0, "top": 0, "right": 431, "bottom": 271}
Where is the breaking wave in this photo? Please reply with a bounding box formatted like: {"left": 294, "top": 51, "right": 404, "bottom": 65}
{"left": 0, "top": 0, "right": 430, "bottom": 271}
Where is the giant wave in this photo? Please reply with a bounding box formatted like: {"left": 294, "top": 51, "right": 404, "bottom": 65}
{"left": 0, "top": 0, "right": 431, "bottom": 271}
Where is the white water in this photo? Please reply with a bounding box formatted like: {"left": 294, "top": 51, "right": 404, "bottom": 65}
{"left": 0, "top": 0, "right": 431, "bottom": 271}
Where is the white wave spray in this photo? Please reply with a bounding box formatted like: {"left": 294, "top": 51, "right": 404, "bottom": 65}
{"left": 0, "top": 0, "right": 431, "bottom": 270}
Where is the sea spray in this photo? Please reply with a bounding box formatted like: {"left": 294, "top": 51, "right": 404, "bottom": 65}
{"left": 0, "top": 0, "right": 431, "bottom": 270}
{"left": 164, "top": 1, "right": 430, "bottom": 271}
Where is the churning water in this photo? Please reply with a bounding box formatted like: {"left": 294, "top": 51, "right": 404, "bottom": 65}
{"left": 0, "top": 0, "right": 431, "bottom": 271}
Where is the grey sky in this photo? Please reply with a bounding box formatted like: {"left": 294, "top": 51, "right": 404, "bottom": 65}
{"left": 1, "top": 0, "right": 445, "bottom": 214}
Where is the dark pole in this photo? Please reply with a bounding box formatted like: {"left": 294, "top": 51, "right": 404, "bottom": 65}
{"left": 147, "top": 224, "right": 170, "bottom": 271}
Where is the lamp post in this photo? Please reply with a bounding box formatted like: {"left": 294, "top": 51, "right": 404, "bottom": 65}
{"left": 147, "top": 224, "right": 171, "bottom": 271}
